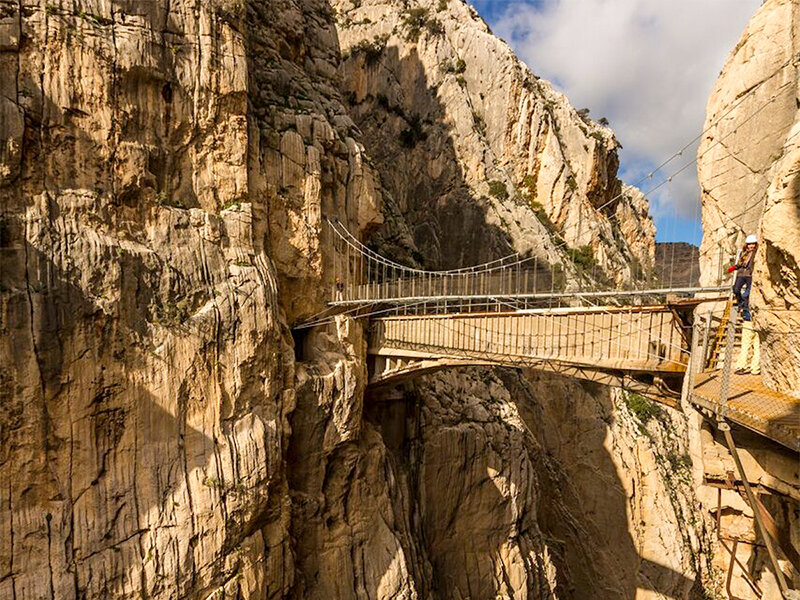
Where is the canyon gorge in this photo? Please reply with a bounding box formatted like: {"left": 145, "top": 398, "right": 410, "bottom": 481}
{"left": 0, "top": 0, "right": 797, "bottom": 598}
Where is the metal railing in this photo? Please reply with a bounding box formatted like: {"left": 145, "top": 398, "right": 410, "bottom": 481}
{"left": 326, "top": 218, "right": 730, "bottom": 312}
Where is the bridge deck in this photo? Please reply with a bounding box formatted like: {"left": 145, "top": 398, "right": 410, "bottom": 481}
{"left": 691, "top": 370, "right": 800, "bottom": 452}
{"left": 365, "top": 307, "right": 798, "bottom": 452}
{"left": 368, "top": 305, "right": 688, "bottom": 372}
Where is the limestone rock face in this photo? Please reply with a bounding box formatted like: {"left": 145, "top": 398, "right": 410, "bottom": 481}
{"left": 332, "top": 0, "right": 654, "bottom": 283}
{"left": 0, "top": 0, "right": 713, "bottom": 599}
{"left": 0, "top": 0, "right": 379, "bottom": 597}
{"left": 495, "top": 371, "right": 717, "bottom": 599}
{"left": 697, "top": 0, "right": 800, "bottom": 393}
{"left": 696, "top": 1, "right": 800, "bottom": 597}
{"left": 655, "top": 242, "right": 701, "bottom": 288}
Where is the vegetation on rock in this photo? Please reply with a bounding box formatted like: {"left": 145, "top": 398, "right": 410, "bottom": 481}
{"left": 566, "top": 244, "right": 597, "bottom": 272}
{"left": 346, "top": 34, "right": 389, "bottom": 64}
{"left": 401, "top": 7, "right": 445, "bottom": 42}
{"left": 487, "top": 179, "right": 509, "bottom": 201}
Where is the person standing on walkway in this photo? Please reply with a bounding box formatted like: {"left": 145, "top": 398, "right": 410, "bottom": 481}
{"left": 727, "top": 234, "right": 760, "bottom": 374}
{"left": 728, "top": 234, "right": 758, "bottom": 319}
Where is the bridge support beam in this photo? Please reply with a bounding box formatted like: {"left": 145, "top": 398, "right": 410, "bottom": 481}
{"left": 719, "top": 420, "right": 792, "bottom": 596}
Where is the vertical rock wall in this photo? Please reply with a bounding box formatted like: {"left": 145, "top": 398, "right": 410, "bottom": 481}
{"left": 697, "top": 0, "right": 800, "bottom": 393}
{"left": 696, "top": 1, "right": 800, "bottom": 597}
{"left": 0, "top": 0, "right": 719, "bottom": 598}
{"left": 0, "top": 0, "right": 382, "bottom": 597}
{"left": 0, "top": 1, "right": 294, "bottom": 597}
{"left": 332, "top": 0, "right": 655, "bottom": 283}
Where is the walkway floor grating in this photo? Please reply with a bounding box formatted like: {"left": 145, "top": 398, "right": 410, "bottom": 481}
{"left": 692, "top": 370, "right": 800, "bottom": 452}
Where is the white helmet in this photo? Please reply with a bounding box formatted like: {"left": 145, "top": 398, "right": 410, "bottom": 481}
{"left": 745, "top": 234, "right": 758, "bottom": 244}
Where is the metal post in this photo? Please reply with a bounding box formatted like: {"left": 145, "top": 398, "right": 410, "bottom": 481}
{"left": 343, "top": 235, "right": 348, "bottom": 300}
{"left": 725, "top": 539, "right": 739, "bottom": 597}
{"left": 700, "top": 313, "right": 712, "bottom": 373}
{"left": 367, "top": 259, "right": 372, "bottom": 301}
{"left": 687, "top": 320, "right": 699, "bottom": 393}
{"left": 464, "top": 272, "right": 475, "bottom": 312}
{"left": 718, "top": 305, "right": 738, "bottom": 420}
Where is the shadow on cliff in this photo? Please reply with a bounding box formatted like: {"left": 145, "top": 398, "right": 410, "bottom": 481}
{"left": 1, "top": 7, "right": 280, "bottom": 596}
{"left": 342, "top": 45, "right": 518, "bottom": 269}
{"left": 368, "top": 368, "right": 704, "bottom": 600}
{"left": 335, "top": 36, "right": 702, "bottom": 600}
{"left": 286, "top": 26, "right": 529, "bottom": 597}
{"left": 500, "top": 370, "right": 705, "bottom": 599}
{"left": 0, "top": 234, "right": 230, "bottom": 594}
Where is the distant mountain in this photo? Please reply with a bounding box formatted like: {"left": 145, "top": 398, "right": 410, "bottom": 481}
{"left": 655, "top": 242, "right": 700, "bottom": 288}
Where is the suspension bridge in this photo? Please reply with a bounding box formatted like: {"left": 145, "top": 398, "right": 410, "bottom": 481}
{"left": 301, "top": 219, "right": 798, "bottom": 453}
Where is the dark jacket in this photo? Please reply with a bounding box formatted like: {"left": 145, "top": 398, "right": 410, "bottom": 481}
{"left": 736, "top": 245, "right": 757, "bottom": 277}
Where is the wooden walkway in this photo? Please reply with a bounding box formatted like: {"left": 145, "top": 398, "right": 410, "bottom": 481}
{"left": 368, "top": 305, "right": 688, "bottom": 372}
{"left": 367, "top": 305, "right": 688, "bottom": 401}
{"left": 365, "top": 306, "right": 799, "bottom": 452}
{"left": 691, "top": 370, "right": 800, "bottom": 452}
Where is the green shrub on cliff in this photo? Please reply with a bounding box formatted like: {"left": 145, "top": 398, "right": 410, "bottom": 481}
{"left": 402, "top": 7, "right": 444, "bottom": 42}
{"left": 623, "top": 392, "right": 663, "bottom": 426}
{"left": 443, "top": 58, "right": 466, "bottom": 74}
{"left": 488, "top": 180, "right": 508, "bottom": 201}
{"left": 529, "top": 200, "right": 558, "bottom": 237}
{"left": 567, "top": 245, "right": 596, "bottom": 272}
{"left": 349, "top": 34, "right": 389, "bottom": 65}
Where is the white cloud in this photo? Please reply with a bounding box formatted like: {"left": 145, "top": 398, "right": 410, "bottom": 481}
{"left": 492, "top": 0, "right": 761, "bottom": 222}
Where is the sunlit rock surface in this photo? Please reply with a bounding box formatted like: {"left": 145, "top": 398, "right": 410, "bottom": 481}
{"left": 696, "top": 1, "right": 799, "bottom": 597}
{"left": 697, "top": 0, "right": 800, "bottom": 394}
{"left": 0, "top": 0, "right": 735, "bottom": 598}
{"left": 333, "top": 0, "right": 655, "bottom": 283}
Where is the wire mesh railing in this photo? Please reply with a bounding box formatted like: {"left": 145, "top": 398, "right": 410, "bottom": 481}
{"left": 688, "top": 304, "right": 800, "bottom": 452}
{"left": 326, "top": 218, "right": 730, "bottom": 312}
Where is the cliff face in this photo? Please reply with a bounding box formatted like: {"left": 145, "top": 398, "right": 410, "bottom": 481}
{"left": 655, "top": 243, "right": 701, "bottom": 288}
{"left": 0, "top": 0, "right": 380, "bottom": 597}
{"left": 333, "top": 0, "right": 654, "bottom": 282}
{"left": 0, "top": 0, "right": 715, "bottom": 599}
{"left": 697, "top": 0, "right": 800, "bottom": 393}
{"left": 696, "top": 1, "right": 800, "bottom": 597}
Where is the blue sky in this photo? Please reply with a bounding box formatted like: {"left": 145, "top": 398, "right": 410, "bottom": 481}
{"left": 467, "top": 0, "right": 761, "bottom": 245}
